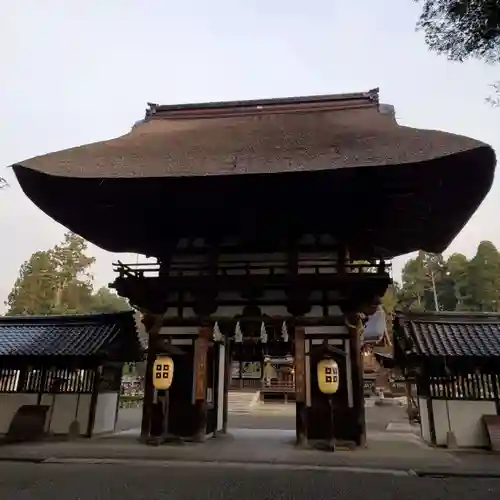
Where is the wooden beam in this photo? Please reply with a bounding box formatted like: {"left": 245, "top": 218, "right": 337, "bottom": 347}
{"left": 140, "top": 313, "right": 166, "bottom": 441}
{"left": 294, "top": 326, "right": 307, "bottom": 446}
{"left": 159, "top": 316, "right": 349, "bottom": 327}
{"left": 129, "top": 306, "right": 381, "bottom": 327}
{"left": 112, "top": 269, "right": 391, "bottom": 288}
{"left": 193, "top": 326, "right": 211, "bottom": 442}
{"left": 346, "top": 314, "right": 366, "bottom": 447}
{"left": 222, "top": 337, "right": 231, "bottom": 433}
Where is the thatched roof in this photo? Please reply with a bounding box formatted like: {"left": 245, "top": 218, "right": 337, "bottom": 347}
{"left": 10, "top": 89, "right": 496, "bottom": 258}
{"left": 13, "top": 89, "right": 490, "bottom": 179}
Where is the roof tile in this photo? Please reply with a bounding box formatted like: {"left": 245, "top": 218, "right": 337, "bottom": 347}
{"left": 0, "top": 312, "right": 141, "bottom": 360}
{"left": 396, "top": 312, "right": 500, "bottom": 358}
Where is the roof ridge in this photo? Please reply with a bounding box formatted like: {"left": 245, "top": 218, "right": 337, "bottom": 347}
{"left": 145, "top": 89, "right": 380, "bottom": 119}
{"left": 397, "top": 311, "right": 500, "bottom": 323}
{"left": 0, "top": 311, "right": 133, "bottom": 324}
{"left": 0, "top": 313, "right": 140, "bottom": 361}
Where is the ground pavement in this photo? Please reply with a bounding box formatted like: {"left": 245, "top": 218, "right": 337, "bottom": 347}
{"left": 1, "top": 461, "right": 500, "bottom": 500}
{"left": 1, "top": 423, "right": 499, "bottom": 476}
{"left": 2, "top": 403, "right": 500, "bottom": 478}
{"left": 116, "top": 398, "right": 407, "bottom": 432}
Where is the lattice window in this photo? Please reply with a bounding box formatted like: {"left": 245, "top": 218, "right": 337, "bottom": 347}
{"left": 427, "top": 373, "right": 500, "bottom": 401}
{"left": 0, "top": 367, "right": 95, "bottom": 394}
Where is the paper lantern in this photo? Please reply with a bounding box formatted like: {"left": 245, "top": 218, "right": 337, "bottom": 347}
{"left": 317, "top": 359, "right": 340, "bottom": 394}
{"left": 153, "top": 356, "right": 174, "bottom": 390}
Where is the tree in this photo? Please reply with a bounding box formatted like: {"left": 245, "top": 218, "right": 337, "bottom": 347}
{"left": 466, "top": 241, "right": 500, "bottom": 311}
{"left": 415, "top": 0, "right": 500, "bottom": 63}
{"left": 398, "top": 252, "right": 428, "bottom": 310}
{"left": 6, "top": 251, "right": 59, "bottom": 315}
{"left": 5, "top": 232, "right": 133, "bottom": 316}
{"left": 381, "top": 283, "right": 400, "bottom": 338}
{"left": 445, "top": 252, "right": 471, "bottom": 310}
{"left": 421, "top": 252, "right": 448, "bottom": 311}
{"left": 89, "top": 287, "right": 131, "bottom": 313}
{"left": 50, "top": 232, "right": 95, "bottom": 314}
{"left": 397, "top": 241, "right": 500, "bottom": 312}
{"left": 398, "top": 251, "right": 449, "bottom": 311}
{"left": 0, "top": 177, "right": 7, "bottom": 189}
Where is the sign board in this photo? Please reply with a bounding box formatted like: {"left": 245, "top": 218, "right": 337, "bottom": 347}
{"left": 389, "top": 375, "right": 409, "bottom": 396}
{"left": 294, "top": 327, "right": 306, "bottom": 402}
{"left": 363, "top": 379, "right": 376, "bottom": 393}
{"left": 193, "top": 338, "right": 208, "bottom": 401}
{"left": 152, "top": 356, "right": 174, "bottom": 390}
{"left": 231, "top": 361, "right": 241, "bottom": 379}
{"left": 241, "top": 362, "right": 261, "bottom": 379}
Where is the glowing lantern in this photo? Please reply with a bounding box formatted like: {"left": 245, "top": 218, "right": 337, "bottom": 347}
{"left": 153, "top": 356, "right": 174, "bottom": 390}
{"left": 317, "top": 359, "right": 340, "bottom": 394}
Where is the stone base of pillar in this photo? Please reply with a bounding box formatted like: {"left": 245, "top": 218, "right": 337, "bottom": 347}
{"left": 295, "top": 401, "right": 308, "bottom": 447}
{"left": 192, "top": 401, "right": 208, "bottom": 442}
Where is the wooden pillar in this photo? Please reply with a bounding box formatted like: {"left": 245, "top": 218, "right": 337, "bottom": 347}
{"left": 294, "top": 326, "right": 307, "bottom": 446}
{"left": 405, "top": 378, "right": 413, "bottom": 423}
{"left": 86, "top": 367, "right": 101, "bottom": 438}
{"left": 222, "top": 337, "right": 231, "bottom": 433}
{"left": 193, "top": 325, "right": 211, "bottom": 442}
{"left": 347, "top": 314, "right": 366, "bottom": 447}
{"left": 492, "top": 374, "right": 500, "bottom": 416}
{"left": 140, "top": 314, "right": 163, "bottom": 441}
{"left": 239, "top": 357, "right": 243, "bottom": 389}
{"left": 17, "top": 366, "right": 28, "bottom": 392}
{"left": 338, "top": 244, "right": 348, "bottom": 274}
{"left": 423, "top": 373, "right": 437, "bottom": 445}
{"left": 37, "top": 367, "right": 48, "bottom": 405}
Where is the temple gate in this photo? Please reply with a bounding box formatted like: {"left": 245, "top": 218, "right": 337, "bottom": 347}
{"left": 10, "top": 88, "right": 496, "bottom": 448}
{"left": 112, "top": 249, "right": 390, "bottom": 445}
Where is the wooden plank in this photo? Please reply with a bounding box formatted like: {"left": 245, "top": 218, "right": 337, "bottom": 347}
{"left": 483, "top": 415, "right": 500, "bottom": 451}
{"left": 294, "top": 327, "right": 306, "bottom": 403}
{"left": 193, "top": 327, "right": 211, "bottom": 401}
{"left": 160, "top": 316, "right": 348, "bottom": 327}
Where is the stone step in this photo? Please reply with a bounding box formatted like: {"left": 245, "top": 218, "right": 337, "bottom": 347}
{"left": 228, "top": 390, "right": 260, "bottom": 413}
{"left": 251, "top": 403, "right": 296, "bottom": 415}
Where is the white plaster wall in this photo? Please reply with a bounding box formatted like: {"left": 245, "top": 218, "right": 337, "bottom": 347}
{"left": 0, "top": 394, "right": 37, "bottom": 434}
{"left": 418, "top": 397, "right": 431, "bottom": 443}
{"left": 216, "top": 343, "right": 225, "bottom": 431}
{"left": 93, "top": 393, "right": 119, "bottom": 435}
{"left": 432, "top": 399, "right": 497, "bottom": 447}
{"left": 41, "top": 394, "right": 92, "bottom": 435}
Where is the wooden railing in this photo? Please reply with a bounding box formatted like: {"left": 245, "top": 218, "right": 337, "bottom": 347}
{"left": 262, "top": 380, "right": 295, "bottom": 393}
{"left": 230, "top": 379, "right": 296, "bottom": 392}
{"left": 113, "top": 259, "right": 391, "bottom": 280}
{"left": 230, "top": 378, "right": 262, "bottom": 390}
{"left": 119, "top": 395, "right": 144, "bottom": 409}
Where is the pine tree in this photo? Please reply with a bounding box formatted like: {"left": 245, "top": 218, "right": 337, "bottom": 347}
{"left": 6, "top": 251, "right": 59, "bottom": 315}
{"left": 5, "top": 232, "right": 133, "bottom": 316}
{"left": 466, "top": 241, "right": 500, "bottom": 311}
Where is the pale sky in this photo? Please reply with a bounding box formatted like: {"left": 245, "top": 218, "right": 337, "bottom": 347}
{"left": 1, "top": 0, "right": 499, "bottom": 313}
